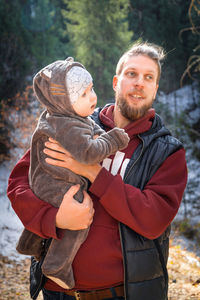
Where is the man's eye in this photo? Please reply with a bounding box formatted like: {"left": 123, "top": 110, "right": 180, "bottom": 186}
{"left": 127, "top": 71, "right": 135, "bottom": 77}
{"left": 146, "top": 75, "right": 153, "bottom": 80}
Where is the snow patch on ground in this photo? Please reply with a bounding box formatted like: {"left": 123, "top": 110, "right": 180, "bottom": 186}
{"left": 0, "top": 161, "right": 27, "bottom": 261}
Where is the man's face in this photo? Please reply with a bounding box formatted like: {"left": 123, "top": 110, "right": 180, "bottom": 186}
{"left": 113, "top": 55, "right": 159, "bottom": 121}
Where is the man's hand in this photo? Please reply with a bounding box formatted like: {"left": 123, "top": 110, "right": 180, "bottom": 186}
{"left": 43, "top": 138, "right": 102, "bottom": 182}
{"left": 56, "top": 184, "right": 94, "bottom": 230}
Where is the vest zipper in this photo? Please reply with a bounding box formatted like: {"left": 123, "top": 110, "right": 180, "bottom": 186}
{"left": 119, "top": 134, "right": 145, "bottom": 300}
{"left": 124, "top": 134, "right": 145, "bottom": 182}
{"left": 118, "top": 222, "right": 127, "bottom": 300}
{"left": 32, "top": 272, "right": 44, "bottom": 300}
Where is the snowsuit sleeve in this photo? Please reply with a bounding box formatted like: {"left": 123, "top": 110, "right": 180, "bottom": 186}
{"left": 7, "top": 150, "right": 63, "bottom": 240}
{"left": 89, "top": 148, "right": 188, "bottom": 239}
{"left": 44, "top": 114, "right": 130, "bottom": 164}
{"left": 93, "top": 122, "right": 105, "bottom": 136}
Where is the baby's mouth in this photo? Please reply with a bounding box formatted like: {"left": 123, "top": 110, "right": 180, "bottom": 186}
{"left": 91, "top": 104, "right": 96, "bottom": 110}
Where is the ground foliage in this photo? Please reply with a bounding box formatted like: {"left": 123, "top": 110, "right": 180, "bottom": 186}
{"left": 0, "top": 85, "right": 42, "bottom": 163}
{"left": 0, "top": 241, "right": 200, "bottom": 300}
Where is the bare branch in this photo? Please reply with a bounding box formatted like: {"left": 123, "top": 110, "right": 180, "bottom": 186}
{"left": 180, "top": 56, "right": 200, "bottom": 86}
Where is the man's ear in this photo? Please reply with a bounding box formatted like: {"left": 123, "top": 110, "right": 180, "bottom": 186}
{"left": 153, "top": 84, "right": 159, "bottom": 99}
{"left": 113, "top": 75, "right": 118, "bottom": 92}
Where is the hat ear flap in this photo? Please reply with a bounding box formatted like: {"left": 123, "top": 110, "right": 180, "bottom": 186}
{"left": 40, "top": 69, "right": 52, "bottom": 81}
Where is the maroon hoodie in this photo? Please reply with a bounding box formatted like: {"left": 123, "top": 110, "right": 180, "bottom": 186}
{"left": 7, "top": 105, "right": 187, "bottom": 292}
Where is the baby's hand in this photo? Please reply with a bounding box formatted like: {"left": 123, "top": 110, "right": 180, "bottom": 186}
{"left": 93, "top": 135, "right": 99, "bottom": 140}
{"left": 108, "top": 128, "right": 130, "bottom": 150}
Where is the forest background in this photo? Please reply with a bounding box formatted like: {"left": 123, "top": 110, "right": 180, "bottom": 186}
{"left": 0, "top": 1, "right": 200, "bottom": 299}
{"left": 0, "top": 0, "right": 200, "bottom": 259}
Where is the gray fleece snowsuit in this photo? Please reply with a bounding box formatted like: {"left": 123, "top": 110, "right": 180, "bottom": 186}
{"left": 16, "top": 58, "right": 129, "bottom": 289}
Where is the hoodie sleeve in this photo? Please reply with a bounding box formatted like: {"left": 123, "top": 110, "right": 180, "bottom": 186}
{"left": 7, "top": 150, "right": 63, "bottom": 240}
{"left": 89, "top": 148, "right": 187, "bottom": 239}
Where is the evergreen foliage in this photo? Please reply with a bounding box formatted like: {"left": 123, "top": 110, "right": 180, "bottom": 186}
{"left": 64, "top": 0, "right": 132, "bottom": 104}
{"left": 20, "top": 0, "right": 70, "bottom": 72}
{"left": 179, "top": 0, "right": 200, "bottom": 161}
{"left": 180, "top": 0, "right": 200, "bottom": 84}
{"left": 0, "top": 0, "right": 69, "bottom": 159}
{"left": 0, "top": 0, "right": 30, "bottom": 160}
{"left": 0, "top": 0, "right": 31, "bottom": 100}
{"left": 0, "top": 0, "right": 199, "bottom": 163}
{"left": 128, "top": 0, "right": 200, "bottom": 93}
{"left": 0, "top": 0, "right": 70, "bottom": 103}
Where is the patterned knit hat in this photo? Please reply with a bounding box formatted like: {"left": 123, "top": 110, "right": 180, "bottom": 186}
{"left": 66, "top": 66, "right": 92, "bottom": 104}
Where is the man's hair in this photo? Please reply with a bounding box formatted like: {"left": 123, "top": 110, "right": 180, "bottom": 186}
{"left": 116, "top": 41, "right": 166, "bottom": 83}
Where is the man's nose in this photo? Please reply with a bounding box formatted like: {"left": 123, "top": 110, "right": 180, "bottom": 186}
{"left": 134, "top": 75, "right": 144, "bottom": 87}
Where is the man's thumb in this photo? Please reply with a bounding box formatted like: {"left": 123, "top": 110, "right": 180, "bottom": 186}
{"left": 64, "top": 184, "right": 80, "bottom": 199}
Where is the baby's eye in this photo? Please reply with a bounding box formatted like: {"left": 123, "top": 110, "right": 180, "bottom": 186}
{"left": 82, "top": 92, "right": 86, "bottom": 97}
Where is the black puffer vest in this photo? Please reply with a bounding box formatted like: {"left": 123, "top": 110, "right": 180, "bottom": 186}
{"left": 92, "top": 106, "right": 183, "bottom": 300}
{"left": 30, "top": 106, "right": 183, "bottom": 300}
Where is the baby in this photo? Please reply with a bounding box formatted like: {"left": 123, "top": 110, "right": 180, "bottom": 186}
{"left": 16, "top": 57, "right": 129, "bottom": 289}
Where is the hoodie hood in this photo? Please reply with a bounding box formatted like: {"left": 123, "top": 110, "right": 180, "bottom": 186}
{"left": 99, "top": 104, "right": 155, "bottom": 138}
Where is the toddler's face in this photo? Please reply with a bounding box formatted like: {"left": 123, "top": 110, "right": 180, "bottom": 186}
{"left": 72, "top": 83, "right": 97, "bottom": 117}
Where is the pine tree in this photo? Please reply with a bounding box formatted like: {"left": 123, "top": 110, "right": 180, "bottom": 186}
{"left": 0, "top": 0, "right": 70, "bottom": 160}
{"left": 21, "top": 0, "right": 70, "bottom": 71}
{"left": 128, "top": 0, "right": 200, "bottom": 93}
{"left": 0, "top": 0, "right": 31, "bottom": 100}
{"left": 63, "top": 0, "right": 132, "bottom": 104}
{"left": 0, "top": 0, "right": 69, "bottom": 101}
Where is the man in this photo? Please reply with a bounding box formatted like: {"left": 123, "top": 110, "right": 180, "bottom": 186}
{"left": 7, "top": 42, "right": 187, "bottom": 300}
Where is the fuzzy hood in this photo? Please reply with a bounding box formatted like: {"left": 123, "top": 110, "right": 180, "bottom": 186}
{"left": 33, "top": 57, "right": 86, "bottom": 116}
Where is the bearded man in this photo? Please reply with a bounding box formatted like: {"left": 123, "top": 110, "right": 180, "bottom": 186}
{"left": 8, "top": 42, "right": 187, "bottom": 300}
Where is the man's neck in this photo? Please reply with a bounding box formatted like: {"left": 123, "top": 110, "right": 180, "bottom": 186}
{"left": 113, "top": 104, "right": 131, "bottom": 128}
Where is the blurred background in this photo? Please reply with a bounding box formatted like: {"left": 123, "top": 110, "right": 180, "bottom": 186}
{"left": 0, "top": 0, "right": 200, "bottom": 256}
{"left": 0, "top": 1, "right": 200, "bottom": 299}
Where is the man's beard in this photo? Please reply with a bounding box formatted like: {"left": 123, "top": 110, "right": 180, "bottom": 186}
{"left": 116, "top": 92, "right": 154, "bottom": 121}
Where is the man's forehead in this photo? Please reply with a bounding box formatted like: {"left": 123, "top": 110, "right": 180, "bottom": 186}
{"left": 122, "top": 54, "right": 158, "bottom": 73}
